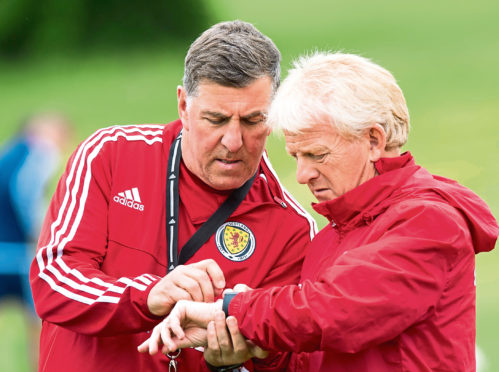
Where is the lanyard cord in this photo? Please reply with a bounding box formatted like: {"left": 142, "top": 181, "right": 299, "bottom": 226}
{"left": 166, "top": 131, "right": 256, "bottom": 273}
{"left": 166, "top": 132, "right": 182, "bottom": 272}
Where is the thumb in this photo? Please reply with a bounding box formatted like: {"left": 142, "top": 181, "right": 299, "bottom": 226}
{"left": 233, "top": 283, "right": 252, "bottom": 292}
{"left": 247, "top": 341, "right": 269, "bottom": 359}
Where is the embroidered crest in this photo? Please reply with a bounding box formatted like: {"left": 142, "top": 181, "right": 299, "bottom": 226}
{"left": 215, "top": 222, "right": 256, "bottom": 262}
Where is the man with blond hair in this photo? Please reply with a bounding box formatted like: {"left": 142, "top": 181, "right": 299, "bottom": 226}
{"left": 142, "top": 51, "right": 498, "bottom": 371}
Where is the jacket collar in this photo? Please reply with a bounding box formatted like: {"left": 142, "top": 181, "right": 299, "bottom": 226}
{"left": 312, "top": 152, "right": 420, "bottom": 230}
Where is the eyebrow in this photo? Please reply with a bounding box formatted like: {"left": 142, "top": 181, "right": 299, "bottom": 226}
{"left": 200, "top": 110, "right": 266, "bottom": 120}
{"left": 201, "top": 110, "right": 231, "bottom": 119}
{"left": 287, "top": 145, "right": 328, "bottom": 156}
{"left": 240, "top": 111, "right": 267, "bottom": 120}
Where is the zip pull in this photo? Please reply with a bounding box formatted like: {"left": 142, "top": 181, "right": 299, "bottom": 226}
{"left": 273, "top": 196, "right": 287, "bottom": 208}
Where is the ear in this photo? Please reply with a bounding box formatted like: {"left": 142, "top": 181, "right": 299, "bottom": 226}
{"left": 367, "top": 124, "right": 387, "bottom": 162}
{"left": 177, "top": 86, "right": 189, "bottom": 129}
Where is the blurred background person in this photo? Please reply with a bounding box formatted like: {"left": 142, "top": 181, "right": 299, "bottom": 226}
{"left": 0, "top": 113, "right": 72, "bottom": 371}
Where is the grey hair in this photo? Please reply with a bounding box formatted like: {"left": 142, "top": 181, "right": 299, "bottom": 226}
{"left": 183, "top": 20, "right": 281, "bottom": 97}
{"left": 268, "top": 51, "right": 410, "bottom": 150}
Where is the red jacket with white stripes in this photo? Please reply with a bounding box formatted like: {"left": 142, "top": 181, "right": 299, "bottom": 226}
{"left": 228, "top": 153, "right": 498, "bottom": 371}
{"left": 30, "top": 120, "right": 316, "bottom": 372}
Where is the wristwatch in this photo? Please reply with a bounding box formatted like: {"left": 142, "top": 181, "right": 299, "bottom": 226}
{"left": 222, "top": 292, "right": 238, "bottom": 316}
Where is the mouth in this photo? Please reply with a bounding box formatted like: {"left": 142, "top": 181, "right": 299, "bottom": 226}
{"left": 218, "top": 159, "right": 240, "bottom": 164}
{"left": 215, "top": 158, "right": 243, "bottom": 170}
{"left": 311, "top": 187, "right": 331, "bottom": 201}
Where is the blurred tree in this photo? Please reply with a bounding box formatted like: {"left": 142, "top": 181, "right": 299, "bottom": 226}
{"left": 0, "top": 0, "right": 213, "bottom": 58}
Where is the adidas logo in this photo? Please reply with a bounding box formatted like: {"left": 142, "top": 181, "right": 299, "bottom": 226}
{"left": 113, "top": 187, "right": 145, "bottom": 211}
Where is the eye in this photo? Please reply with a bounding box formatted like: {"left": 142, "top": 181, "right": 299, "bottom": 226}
{"left": 203, "top": 117, "right": 227, "bottom": 125}
{"left": 243, "top": 115, "right": 266, "bottom": 126}
{"left": 310, "top": 153, "right": 327, "bottom": 161}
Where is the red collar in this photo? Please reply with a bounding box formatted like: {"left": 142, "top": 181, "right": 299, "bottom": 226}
{"left": 312, "top": 152, "right": 420, "bottom": 228}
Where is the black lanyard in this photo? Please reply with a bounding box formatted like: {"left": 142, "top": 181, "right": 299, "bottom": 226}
{"left": 166, "top": 132, "right": 256, "bottom": 273}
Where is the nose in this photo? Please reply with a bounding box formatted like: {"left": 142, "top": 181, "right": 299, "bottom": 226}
{"left": 295, "top": 158, "right": 318, "bottom": 185}
{"left": 221, "top": 121, "right": 243, "bottom": 153}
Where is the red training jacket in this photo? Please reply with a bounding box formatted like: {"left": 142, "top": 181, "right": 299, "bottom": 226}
{"left": 30, "top": 120, "right": 317, "bottom": 371}
{"left": 229, "top": 152, "right": 498, "bottom": 371}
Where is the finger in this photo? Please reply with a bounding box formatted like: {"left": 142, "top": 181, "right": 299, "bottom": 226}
{"left": 161, "top": 344, "right": 171, "bottom": 355}
{"left": 148, "top": 324, "right": 162, "bottom": 355}
{"left": 166, "top": 285, "right": 195, "bottom": 303}
{"left": 213, "top": 284, "right": 225, "bottom": 298}
{"left": 182, "top": 268, "right": 215, "bottom": 303}
{"left": 137, "top": 338, "right": 149, "bottom": 353}
{"left": 160, "top": 320, "right": 178, "bottom": 352}
{"left": 174, "top": 275, "right": 204, "bottom": 303}
{"left": 148, "top": 277, "right": 195, "bottom": 316}
{"left": 233, "top": 283, "right": 252, "bottom": 292}
{"left": 225, "top": 316, "right": 247, "bottom": 352}
{"left": 214, "top": 311, "right": 232, "bottom": 352}
{"left": 206, "top": 321, "right": 219, "bottom": 351}
{"left": 170, "top": 320, "right": 186, "bottom": 342}
{"left": 194, "top": 259, "right": 225, "bottom": 291}
{"left": 167, "top": 308, "right": 186, "bottom": 340}
{"left": 195, "top": 270, "right": 217, "bottom": 302}
{"left": 226, "top": 315, "right": 255, "bottom": 361}
{"left": 247, "top": 341, "right": 269, "bottom": 359}
{"left": 204, "top": 321, "right": 221, "bottom": 365}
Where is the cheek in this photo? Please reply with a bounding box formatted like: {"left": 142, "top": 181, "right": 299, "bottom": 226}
{"left": 323, "top": 168, "right": 340, "bottom": 186}
{"left": 244, "top": 129, "right": 269, "bottom": 153}
{"left": 195, "top": 128, "right": 221, "bottom": 150}
{"left": 322, "top": 161, "right": 355, "bottom": 188}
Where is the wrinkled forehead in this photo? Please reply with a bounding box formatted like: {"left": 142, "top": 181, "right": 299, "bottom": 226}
{"left": 189, "top": 77, "right": 274, "bottom": 114}
{"left": 284, "top": 123, "right": 336, "bottom": 150}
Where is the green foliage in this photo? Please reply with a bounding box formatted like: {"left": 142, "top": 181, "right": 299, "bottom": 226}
{"left": 0, "top": 0, "right": 212, "bottom": 57}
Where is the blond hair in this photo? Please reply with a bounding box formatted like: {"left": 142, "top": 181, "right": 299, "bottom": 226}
{"left": 268, "top": 52, "right": 409, "bottom": 149}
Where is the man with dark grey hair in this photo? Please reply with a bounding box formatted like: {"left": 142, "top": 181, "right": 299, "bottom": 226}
{"left": 30, "top": 21, "right": 316, "bottom": 371}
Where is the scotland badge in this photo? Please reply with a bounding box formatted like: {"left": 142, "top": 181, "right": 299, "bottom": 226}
{"left": 215, "top": 221, "right": 256, "bottom": 262}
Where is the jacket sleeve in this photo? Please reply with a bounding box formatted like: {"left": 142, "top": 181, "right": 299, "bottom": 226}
{"left": 237, "top": 205, "right": 315, "bottom": 371}
{"left": 228, "top": 201, "right": 471, "bottom": 353}
{"left": 30, "top": 128, "right": 162, "bottom": 336}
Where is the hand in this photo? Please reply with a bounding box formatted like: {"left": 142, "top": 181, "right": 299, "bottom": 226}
{"left": 147, "top": 259, "right": 225, "bottom": 316}
{"left": 204, "top": 311, "right": 268, "bottom": 367}
{"left": 223, "top": 283, "right": 253, "bottom": 296}
{"left": 138, "top": 300, "right": 222, "bottom": 355}
{"left": 137, "top": 319, "right": 207, "bottom": 355}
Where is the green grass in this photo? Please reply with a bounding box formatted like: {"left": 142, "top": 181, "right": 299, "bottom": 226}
{"left": 1, "top": 0, "right": 498, "bottom": 370}
{"left": 0, "top": 302, "right": 31, "bottom": 372}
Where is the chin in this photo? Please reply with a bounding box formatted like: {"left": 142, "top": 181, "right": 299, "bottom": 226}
{"left": 210, "top": 178, "right": 246, "bottom": 191}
